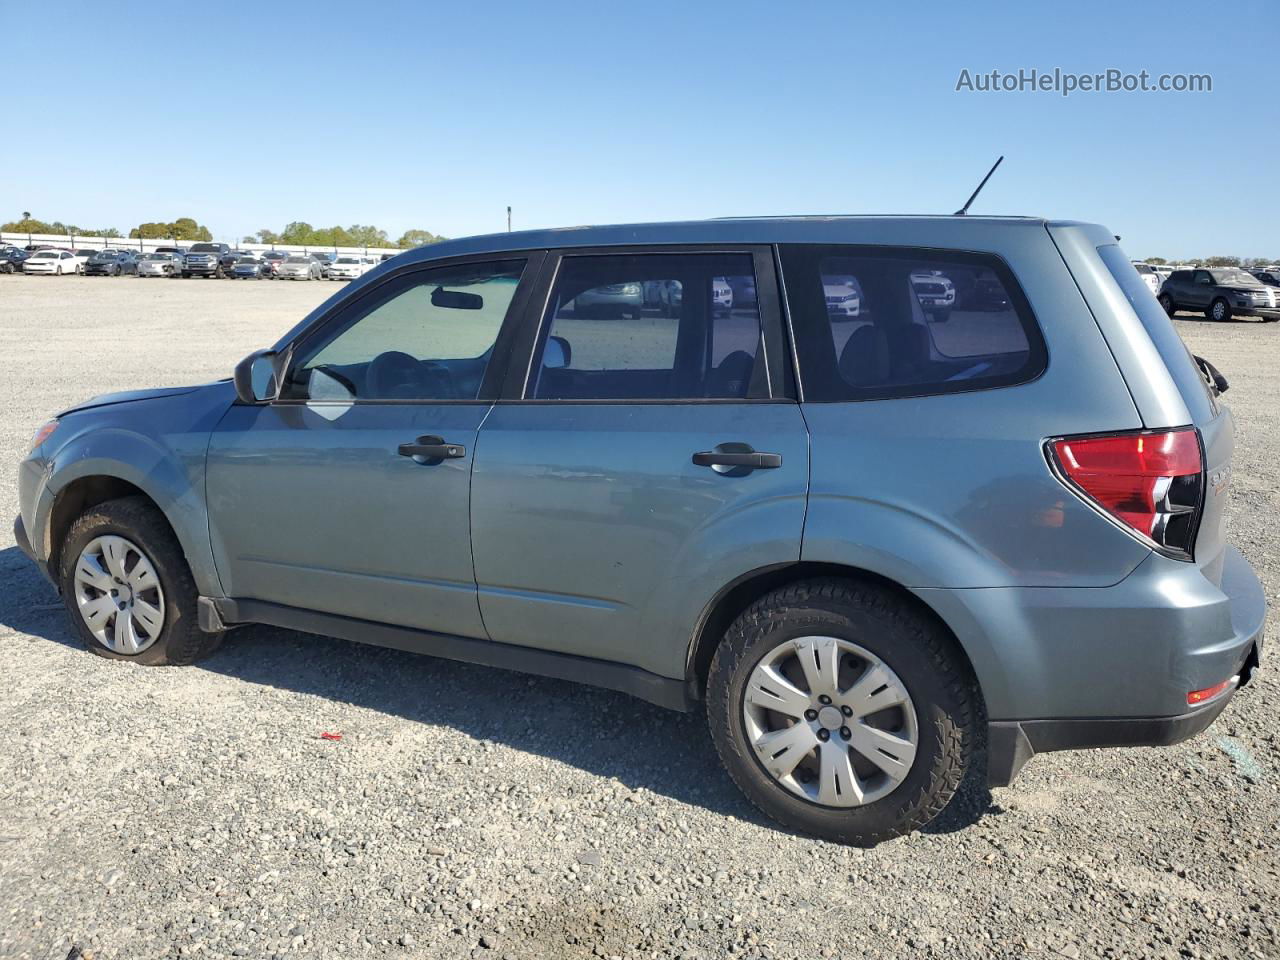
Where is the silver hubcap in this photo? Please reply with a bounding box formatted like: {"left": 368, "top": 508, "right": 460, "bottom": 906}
{"left": 72, "top": 535, "right": 165, "bottom": 654}
{"left": 743, "top": 636, "right": 918, "bottom": 808}
{"left": 1213, "top": 302, "right": 1225, "bottom": 320}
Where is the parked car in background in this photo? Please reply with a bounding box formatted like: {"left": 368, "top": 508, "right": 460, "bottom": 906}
{"left": 13, "top": 216, "right": 1263, "bottom": 847}
{"left": 310, "top": 252, "right": 336, "bottom": 278}
{"left": 231, "top": 256, "right": 268, "bottom": 279}
{"left": 182, "top": 242, "right": 232, "bottom": 278}
{"left": 712, "top": 276, "right": 734, "bottom": 316}
{"left": 328, "top": 255, "right": 372, "bottom": 280}
{"left": 379, "top": 253, "right": 395, "bottom": 262}
{"left": 1249, "top": 270, "right": 1280, "bottom": 288}
{"left": 70, "top": 249, "right": 97, "bottom": 273}
{"left": 1, "top": 247, "right": 31, "bottom": 273}
{"left": 909, "top": 270, "right": 957, "bottom": 321}
{"left": 1158, "top": 267, "right": 1280, "bottom": 321}
{"left": 1130, "top": 262, "right": 1162, "bottom": 294}
{"left": 279, "top": 254, "right": 322, "bottom": 280}
{"left": 572, "top": 280, "right": 644, "bottom": 318}
{"left": 261, "top": 251, "right": 287, "bottom": 278}
{"left": 823, "top": 274, "right": 862, "bottom": 318}
{"left": 85, "top": 250, "right": 138, "bottom": 277}
{"left": 136, "top": 253, "right": 181, "bottom": 278}
{"left": 22, "top": 250, "right": 79, "bottom": 275}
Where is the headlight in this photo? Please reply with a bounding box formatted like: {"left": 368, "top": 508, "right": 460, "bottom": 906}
{"left": 31, "top": 419, "right": 58, "bottom": 451}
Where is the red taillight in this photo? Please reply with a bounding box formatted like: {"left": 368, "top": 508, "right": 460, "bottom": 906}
{"left": 1049, "top": 428, "right": 1203, "bottom": 559}
{"left": 1187, "top": 678, "right": 1234, "bottom": 705}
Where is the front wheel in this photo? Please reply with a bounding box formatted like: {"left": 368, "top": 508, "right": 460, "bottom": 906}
{"left": 706, "top": 579, "right": 975, "bottom": 846}
{"left": 1208, "top": 298, "right": 1231, "bottom": 322}
{"left": 59, "top": 496, "right": 223, "bottom": 666}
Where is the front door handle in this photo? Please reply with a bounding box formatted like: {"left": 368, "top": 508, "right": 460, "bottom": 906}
{"left": 398, "top": 435, "right": 466, "bottom": 461}
{"left": 692, "top": 446, "right": 782, "bottom": 470}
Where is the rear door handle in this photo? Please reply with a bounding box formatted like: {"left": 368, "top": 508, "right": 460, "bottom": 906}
{"left": 692, "top": 448, "right": 782, "bottom": 469}
{"left": 398, "top": 435, "right": 466, "bottom": 461}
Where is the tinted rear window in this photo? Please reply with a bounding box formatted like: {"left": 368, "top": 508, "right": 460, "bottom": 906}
{"left": 780, "top": 245, "right": 1045, "bottom": 401}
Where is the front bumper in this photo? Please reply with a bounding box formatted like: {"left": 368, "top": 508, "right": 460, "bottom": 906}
{"left": 14, "top": 515, "right": 36, "bottom": 567}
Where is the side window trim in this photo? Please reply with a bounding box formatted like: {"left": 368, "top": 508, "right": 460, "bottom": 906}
{"left": 273, "top": 251, "right": 546, "bottom": 405}
{"left": 497, "top": 244, "right": 791, "bottom": 404}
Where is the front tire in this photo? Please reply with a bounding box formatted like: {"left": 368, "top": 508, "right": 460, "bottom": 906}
{"left": 59, "top": 497, "right": 223, "bottom": 666}
{"left": 706, "top": 579, "right": 975, "bottom": 846}
{"left": 1208, "top": 298, "right": 1231, "bottom": 322}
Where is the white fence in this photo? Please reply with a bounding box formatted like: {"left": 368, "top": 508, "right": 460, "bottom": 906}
{"left": 1, "top": 231, "right": 404, "bottom": 258}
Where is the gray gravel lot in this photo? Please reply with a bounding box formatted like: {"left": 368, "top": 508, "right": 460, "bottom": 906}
{"left": 0, "top": 274, "right": 1277, "bottom": 960}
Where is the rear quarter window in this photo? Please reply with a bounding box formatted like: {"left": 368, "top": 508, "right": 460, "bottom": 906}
{"left": 779, "top": 245, "right": 1046, "bottom": 401}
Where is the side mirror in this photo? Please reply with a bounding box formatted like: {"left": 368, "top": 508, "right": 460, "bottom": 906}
{"left": 234, "top": 349, "right": 280, "bottom": 403}
{"left": 544, "top": 335, "right": 572, "bottom": 370}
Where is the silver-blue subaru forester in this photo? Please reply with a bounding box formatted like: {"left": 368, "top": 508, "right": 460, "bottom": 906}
{"left": 15, "top": 216, "right": 1265, "bottom": 844}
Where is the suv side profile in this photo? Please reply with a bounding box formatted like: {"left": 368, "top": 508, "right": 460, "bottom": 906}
{"left": 15, "top": 217, "right": 1265, "bottom": 845}
{"left": 1159, "top": 267, "right": 1280, "bottom": 322}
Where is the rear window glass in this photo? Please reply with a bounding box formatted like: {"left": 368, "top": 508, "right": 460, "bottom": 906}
{"left": 1096, "top": 243, "right": 1217, "bottom": 419}
{"left": 780, "top": 245, "right": 1045, "bottom": 401}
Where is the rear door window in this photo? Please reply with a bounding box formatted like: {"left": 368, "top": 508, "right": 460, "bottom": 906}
{"left": 779, "top": 245, "right": 1045, "bottom": 401}
{"left": 527, "top": 253, "right": 766, "bottom": 400}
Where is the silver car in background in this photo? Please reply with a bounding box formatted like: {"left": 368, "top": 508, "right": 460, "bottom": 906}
{"left": 278, "top": 254, "right": 322, "bottom": 280}
{"left": 137, "top": 253, "right": 181, "bottom": 278}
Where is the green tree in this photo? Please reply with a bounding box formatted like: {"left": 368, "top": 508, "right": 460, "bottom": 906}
{"left": 1202, "top": 256, "right": 1240, "bottom": 267}
{"left": 398, "top": 229, "right": 444, "bottom": 248}
{"left": 1145, "top": 257, "right": 1167, "bottom": 265}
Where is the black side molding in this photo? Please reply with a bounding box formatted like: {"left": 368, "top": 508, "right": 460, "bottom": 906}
{"left": 209, "top": 598, "right": 696, "bottom": 713}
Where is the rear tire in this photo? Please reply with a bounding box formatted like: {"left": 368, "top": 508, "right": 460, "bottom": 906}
{"left": 706, "top": 578, "right": 975, "bottom": 846}
{"left": 1208, "top": 298, "right": 1231, "bottom": 322}
{"left": 59, "top": 496, "right": 223, "bottom": 667}
{"left": 1158, "top": 293, "right": 1175, "bottom": 316}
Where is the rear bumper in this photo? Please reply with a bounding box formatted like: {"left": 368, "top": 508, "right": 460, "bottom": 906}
{"left": 982, "top": 546, "right": 1264, "bottom": 786}
{"left": 987, "top": 648, "right": 1258, "bottom": 786}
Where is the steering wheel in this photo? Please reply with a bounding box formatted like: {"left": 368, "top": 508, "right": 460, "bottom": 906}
{"left": 366, "top": 351, "right": 457, "bottom": 399}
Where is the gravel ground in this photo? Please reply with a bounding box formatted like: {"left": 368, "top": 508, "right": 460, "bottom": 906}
{"left": 0, "top": 274, "right": 1277, "bottom": 960}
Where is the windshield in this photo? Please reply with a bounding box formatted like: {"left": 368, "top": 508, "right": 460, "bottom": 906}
{"left": 188, "top": 244, "right": 219, "bottom": 253}
{"left": 94, "top": 251, "right": 119, "bottom": 260}
{"left": 236, "top": 258, "right": 258, "bottom": 264}
{"left": 143, "top": 254, "right": 169, "bottom": 261}
{"left": 1209, "top": 268, "right": 1260, "bottom": 286}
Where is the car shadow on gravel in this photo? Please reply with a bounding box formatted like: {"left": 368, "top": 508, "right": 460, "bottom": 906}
{"left": 0, "top": 545, "right": 997, "bottom": 838}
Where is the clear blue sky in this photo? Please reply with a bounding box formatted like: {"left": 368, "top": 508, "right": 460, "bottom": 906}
{"left": 7, "top": 1, "right": 1276, "bottom": 259}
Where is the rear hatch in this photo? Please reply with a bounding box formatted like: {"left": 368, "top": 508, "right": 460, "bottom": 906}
{"left": 1048, "top": 225, "right": 1232, "bottom": 583}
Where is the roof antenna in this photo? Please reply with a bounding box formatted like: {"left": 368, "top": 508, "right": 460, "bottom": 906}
{"left": 954, "top": 156, "right": 1004, "bottom": 216}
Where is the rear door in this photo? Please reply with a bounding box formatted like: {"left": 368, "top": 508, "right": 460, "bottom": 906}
{"left": 468, "top": 247, "right": 809, "bottom": 678}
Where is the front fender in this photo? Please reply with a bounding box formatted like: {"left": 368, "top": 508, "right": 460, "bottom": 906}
{"left": 38, "top": 429, "right": 221, "bottom": 597}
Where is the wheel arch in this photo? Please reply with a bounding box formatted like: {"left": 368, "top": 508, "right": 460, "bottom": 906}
{"left": 685, "top": 562, "right": 986, "bottom": 713}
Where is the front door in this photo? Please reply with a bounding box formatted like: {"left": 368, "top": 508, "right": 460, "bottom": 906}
{"left": 469, "top": 249, "right": 809, "bottom": 678}
{"left": 206, "top": 257, "right": 536, "bottom": 639}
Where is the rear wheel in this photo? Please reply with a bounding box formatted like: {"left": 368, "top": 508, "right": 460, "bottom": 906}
{"left": 1208, "top": 298, "right": 1231, "bottom": 322}
{"left": 707, "top": 579, "right": 975, "bottom": 845}
{"left": 1158, "top": 293, "right": 1175, "bottom": 316}
{"left": 59, "top": 497, "right": 223, "bottom": 666}
{"left": 931, "top": 307, "right": 952, "bottom": 323}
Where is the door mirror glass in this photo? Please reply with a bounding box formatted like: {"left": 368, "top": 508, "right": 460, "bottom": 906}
{"left": 543, "top": 335, "right": 572, "bottom": 370}
{"left": 234, "top": 349, "right": 279, "bottom": 403}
